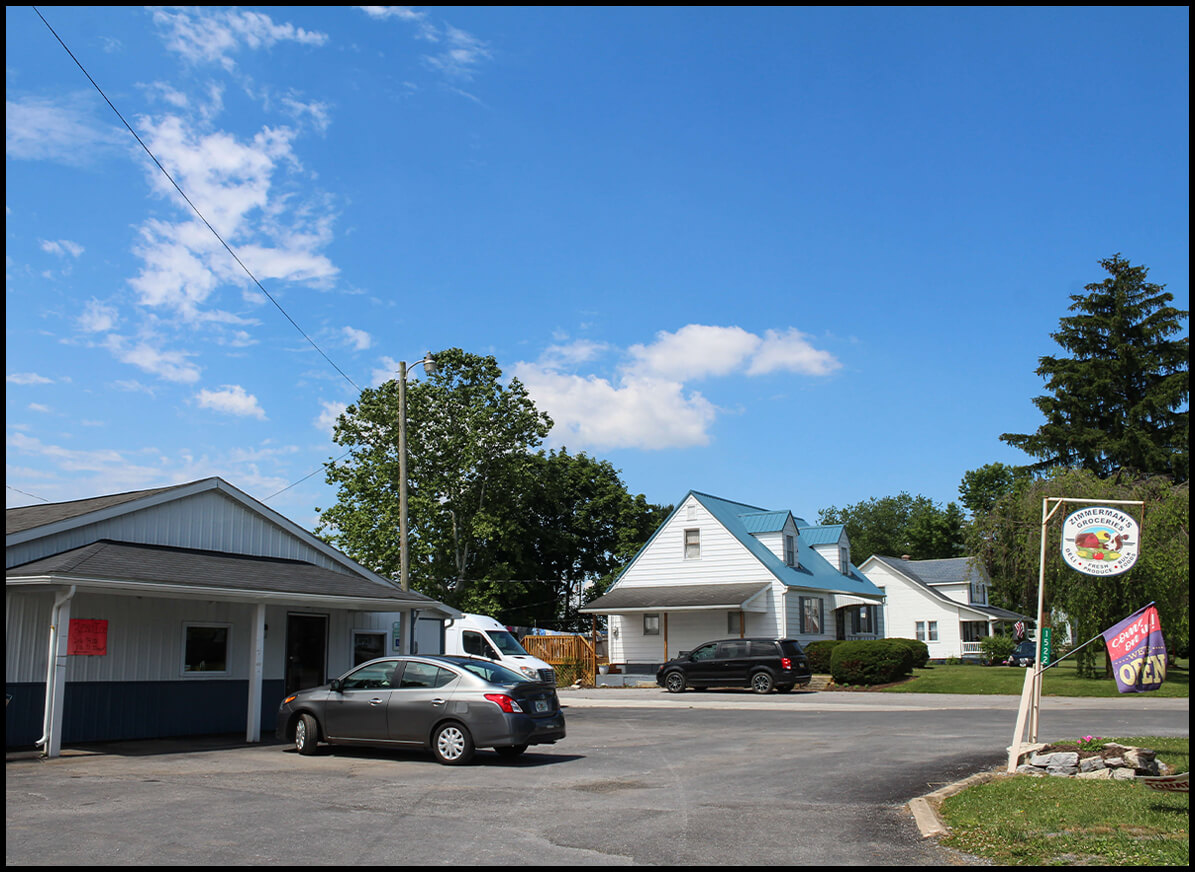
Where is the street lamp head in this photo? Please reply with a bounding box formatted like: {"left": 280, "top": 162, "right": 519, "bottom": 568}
{"left": 422, "top": 353, "right": 438, "bottom": 377}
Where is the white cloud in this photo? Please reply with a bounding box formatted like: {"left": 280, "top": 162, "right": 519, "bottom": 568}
{"left": 315, "top": 400, "right": 348, "bottom": 436}
{"left": 371, "top": 356, "right": 400, "bottom": 387}
{"left": 425, "top": 25, "right": 492, "bottom": 81}
{"left": 513, "top": 323, "right": 841, "bottom": 451}
{"left": 103, "top": 335, "right": 201, "bottom": 383}
{"left": 342, "top": 326, "right": 372, "bottom": 351}
{"left": 357, "top": 7, "right": 425, "bottom": 21}
{"left": 127, "top": 116, "right": 338, "bottom": 324}
{"left": 512, "top": 366, "right": 716, "bottom": 451}
{"left": 7, "top": 373, "right": 54, "bottom": 385}
{"left": 746, "top": 328, "right": 842, "bottom": 376}
{"left": 78, "top": 299, "right": 119, "bottom": 333}
{"left": 152, "top": 8, "right": 328, "bottom": 71}
{"left": 28, "top": 403, "right": 52, "bottom": 414}
{"left": 40, "top": 239, "right": 85, "bottom": 258}
{"left": 195, "top": 384, "right": 267, "bottom": 419}
{"left": 5, "top": 96, "right": 123, "bottom": 164}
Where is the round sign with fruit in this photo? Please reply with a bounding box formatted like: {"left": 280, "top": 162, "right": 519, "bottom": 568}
{"left": 1061, "top": 506, "right": 1139, "bottom": 576}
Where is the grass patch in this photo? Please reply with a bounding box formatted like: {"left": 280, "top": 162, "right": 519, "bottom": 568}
{"left": 879, "top": 657, "right": 1189, "bottom": 697}
{"left": 938, "top": 736, "right": 1189, "bottom": 865}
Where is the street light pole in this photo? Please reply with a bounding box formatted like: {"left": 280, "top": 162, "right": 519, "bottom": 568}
{"left": 396, "top": 354, "right": 437, "bottom": 652}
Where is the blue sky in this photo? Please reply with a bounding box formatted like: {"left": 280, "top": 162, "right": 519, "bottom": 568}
{"left": 6, "top": 6, "right": 1190, "bottom": 530}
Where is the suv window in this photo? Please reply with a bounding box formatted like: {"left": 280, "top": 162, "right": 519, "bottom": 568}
{"left": 748, "top": 640, "right": 779, "bottom": 657}
{"left": 717, "top": 640, "right": 749, "bottom": 659}
{"left": 690, "top": 643, "right": 718, "bottom": 661}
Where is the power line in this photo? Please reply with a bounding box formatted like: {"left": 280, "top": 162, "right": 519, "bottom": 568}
{"left": 32, "top": 6, "right": 362, "bottom": 394}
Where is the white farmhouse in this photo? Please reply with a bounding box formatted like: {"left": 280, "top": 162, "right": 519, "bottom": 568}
{"left": 582, "top": 491, "right": 885, "bottom": 671}
{"left": 857, "top": 555, "right": 1032, "bottom": 660}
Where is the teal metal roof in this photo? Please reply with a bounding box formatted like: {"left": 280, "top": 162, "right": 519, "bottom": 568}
{"left": 798, "top": 524, "right": 845, "bottom": 546}
{"left": 611, "top": 490, "right": 884, "bottom": 600}
{"left": 738, "top": 511, "right": 792, "bottom": 533}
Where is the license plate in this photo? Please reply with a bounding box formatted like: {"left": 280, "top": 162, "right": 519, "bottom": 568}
{"left": 534, "top": 699, "right": 550, "bottom": 713}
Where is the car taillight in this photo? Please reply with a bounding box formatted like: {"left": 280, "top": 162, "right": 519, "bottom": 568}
{"left": 484, "top": 693, "right": 525, "bottom": 714}
{"left": 781, "top": 657, "right": 792, "bottom": 670}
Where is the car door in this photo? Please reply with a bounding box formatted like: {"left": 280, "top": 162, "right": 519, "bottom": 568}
{"left": 323, "top": 659, "right": 399, "bottom": 741}
{"left": 716, "top": 639, "right": 752, "bottom": 685}
{"left": 685, "top": 643, "right": 721, "bottom": 686}
{"left": 387, "top": 661, "right": 459, "bottom": 744}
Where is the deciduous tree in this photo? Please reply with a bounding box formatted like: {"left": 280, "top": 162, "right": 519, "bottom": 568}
{"left": 818, "top": 493, "right": 965, "bottom": 563}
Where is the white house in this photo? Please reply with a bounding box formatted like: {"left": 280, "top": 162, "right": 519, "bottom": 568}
{"left": 857, "top": 555, "right": 1032, "bottom": 660}
{"left": 581, "top": 491, "right": 885, "bottom": 669}
{"left": 6, "top": 477, "right": 452, "bottom": 755}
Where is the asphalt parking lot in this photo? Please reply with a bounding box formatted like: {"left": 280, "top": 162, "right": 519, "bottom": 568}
{"left": 6, "top": 689, "right": 1189, "bottom": 866}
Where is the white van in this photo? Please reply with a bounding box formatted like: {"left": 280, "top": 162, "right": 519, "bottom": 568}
{"left": 443, "top": 614, "right": 556, "bottom": 684}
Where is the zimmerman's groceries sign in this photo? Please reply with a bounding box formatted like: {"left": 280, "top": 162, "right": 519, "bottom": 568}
{"left": 1061, "top": 506, "right": 1139, "bottom": 576}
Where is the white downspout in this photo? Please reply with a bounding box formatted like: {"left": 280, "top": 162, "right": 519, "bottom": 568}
{"left": 246, "top": 602, "right": 266, "bottom": 743}
{"left": 37, "top": 585, "right": 76, "bottom": 758}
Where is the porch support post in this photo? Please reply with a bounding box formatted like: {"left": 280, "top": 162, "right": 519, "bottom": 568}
{"left": 246, "top": 602, "right": 266, "bottom": 743}
{"left": 40, "top": 586, "right": 75, "bottom": 759}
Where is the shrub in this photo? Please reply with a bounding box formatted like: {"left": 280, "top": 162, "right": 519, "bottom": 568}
{"left": 888, "top": 637, "right": 929, "bottom": 668}
{"left": 980, "top": 635, "right": 1017, "bottom": 665}
{"left": 803, "top": 640, "right": 841, "bottom": 673}
{"left": 830, "top": 639, "right": 915, "bottom": 685}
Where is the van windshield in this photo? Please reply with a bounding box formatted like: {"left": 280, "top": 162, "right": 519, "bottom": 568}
{"left": 488, "top": 630, "right": 530, "bottom": 656}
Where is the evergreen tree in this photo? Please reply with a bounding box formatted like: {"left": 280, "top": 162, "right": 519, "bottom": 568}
{"left": 1001, "top": 255, "right": 1189, "bottom": 482}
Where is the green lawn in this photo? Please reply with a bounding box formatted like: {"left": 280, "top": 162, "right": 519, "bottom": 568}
{"left": 938, "top": 736, "right": 1189, "bottom": 865}
{"left": 878, "top": 657, "right": 1189, "bottom": 697}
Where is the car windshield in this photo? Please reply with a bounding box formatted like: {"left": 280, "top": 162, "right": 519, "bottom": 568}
{"left": 487, "top": 630, "right": 530, "bottom": 656}
{"left": 456, "top": 660, "right": 528, "bottom": 685}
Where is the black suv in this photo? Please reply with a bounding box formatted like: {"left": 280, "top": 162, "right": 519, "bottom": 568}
{"left": 656, "top": 638, "right": 813, "bottom": 694}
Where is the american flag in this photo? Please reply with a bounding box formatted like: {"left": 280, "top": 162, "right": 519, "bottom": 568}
{"left": 1014, "top": 621, "right": 1025, "bottom": 640}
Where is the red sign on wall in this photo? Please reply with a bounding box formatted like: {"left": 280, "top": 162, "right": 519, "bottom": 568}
{"left": 67, "top": 619, "right": 108, "bottom": 655}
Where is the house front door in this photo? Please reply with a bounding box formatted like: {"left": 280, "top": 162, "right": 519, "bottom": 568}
{"left": 285, "top": 613, "right": 328, "bottom": 694}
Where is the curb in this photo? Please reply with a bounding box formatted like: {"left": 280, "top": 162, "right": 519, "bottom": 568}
{"left": 906, "top": 770, "right": 1001, "bottom": 838}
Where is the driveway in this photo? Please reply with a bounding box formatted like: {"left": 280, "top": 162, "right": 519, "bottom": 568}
{"left": 6, "top": 689, "right": 1188, "bottom": 865}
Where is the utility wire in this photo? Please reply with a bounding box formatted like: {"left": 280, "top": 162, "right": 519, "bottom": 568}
{"left": 32, "top": 6, "right": 361, "bottom": 393}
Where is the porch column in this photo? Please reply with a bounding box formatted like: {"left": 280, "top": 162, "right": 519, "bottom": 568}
{"left": 245, "top": 602, "right": 266, "bottom": 743}
{"left": 41, "top": 586, "right": 75, "bottom": 759}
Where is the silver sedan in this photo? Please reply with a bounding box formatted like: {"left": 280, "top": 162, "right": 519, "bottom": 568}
{"left": 275, "top": 655, "right": 565, "bottom": 765}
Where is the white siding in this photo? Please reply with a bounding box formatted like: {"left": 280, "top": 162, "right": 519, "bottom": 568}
{"left": 7, "top": 490, "right": 353, "bottom": 573}
{"left": 862, "top": 561, "right": 968, "bottom": 658}
{"left": 616, "top": 495, "right": 776, "bottom": 591}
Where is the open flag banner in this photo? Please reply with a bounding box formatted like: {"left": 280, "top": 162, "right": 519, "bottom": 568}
{"left": 1101, "top": 605, "right": 1166, "bottom": 693}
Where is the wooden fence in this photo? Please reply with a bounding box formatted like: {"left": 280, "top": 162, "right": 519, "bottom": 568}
{"left": 520, "top": 634, "right": 597, "bottom": 687}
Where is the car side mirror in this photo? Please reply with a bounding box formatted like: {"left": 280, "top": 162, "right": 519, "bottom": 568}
{"left": 330, "top": 678, "right": 342, "bottom": 693}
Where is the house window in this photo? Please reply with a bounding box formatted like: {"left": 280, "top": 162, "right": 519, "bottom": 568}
{"left": 799, "top": 597, "right": 823, "bottom": 635}
{"left": 728, "top": 611, "right": 743, "bottom": 635}
{"left": 852, "top": 606, "right": 874, "bottom": 635}
{"left": 183, "top": 623, "right": 230, "bottom": 675}
{"left": 352, "top": 630, "right": 386, "bottom": 665}
{"left": 784, "top": 535, "right": 796, "bottom": 567}
{"left": 915, "top": 621, "right": 926, "bottom": 642}
{"left": 644, "top": 614, "right": 660, "bottom": 635}
{"left": 928, "top": 621, "right": 939, "bottom": 642}
{"left": 684, "top": 528, "right": 700, "bottom": 559}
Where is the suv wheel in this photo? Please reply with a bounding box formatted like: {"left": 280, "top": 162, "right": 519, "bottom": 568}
{"left": 750, "top": 671, "right": 774, "bottom": 694}
{"left": 664, "top": 671, "right": 687, "bottom": 693}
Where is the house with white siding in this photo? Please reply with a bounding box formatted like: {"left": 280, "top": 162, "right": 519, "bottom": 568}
{"left": 857, "top": 555, "right": 1032, "bottom": 660}
{"left": 6, "top": 477, "right": 452, "bottom": 756}
{"left": 581, "top": 491, "right": 885, "bottom": 670}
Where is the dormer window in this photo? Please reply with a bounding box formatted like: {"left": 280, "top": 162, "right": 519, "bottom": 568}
{"left": 784, "top": 534, "right": 796, "bottom": 567}
{"left": 684, "top": 528, "right": 700, "bottom": 559}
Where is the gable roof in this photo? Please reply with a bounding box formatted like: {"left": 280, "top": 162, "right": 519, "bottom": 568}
{"left": 6, "top": 476, "right": 391, "bottom": 586}
{"left": 863, "top": 555, "right": 1031, "bottom": 623}
{"left": 7, "top": 540, "right": 438, "bottom": 608}
{"left": 612, "top": 490, "right": 883, "bottom": 600}
{"left": 798, "top": 524, "right": 846, "bottom": 546}
{"left": 7, "top": 483, "right": 187, "bottom": 535}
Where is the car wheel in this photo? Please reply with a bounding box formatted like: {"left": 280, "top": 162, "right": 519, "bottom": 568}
{"left": 494, "top": 744, "right": 528, "bottom": 759}
{"left": 432, "top": 722, "right": 475, "bottom": 765}
{"left": 295, "top": 713, "right": 319, "bottom": 755}
{"left": 664, "top": 671, "right": 687, "bottom": 693}
{"left": 751, "top": 671, "right": 774, "bottom": 694}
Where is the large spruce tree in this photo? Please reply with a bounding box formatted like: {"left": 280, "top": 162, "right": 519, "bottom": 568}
{"left": 1001, "top": 255, "right": 1189, "bottom": 482}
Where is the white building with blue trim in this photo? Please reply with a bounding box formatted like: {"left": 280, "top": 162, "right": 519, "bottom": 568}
{"left": 582, "top": 491, "right": 885, "bottom": 670}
